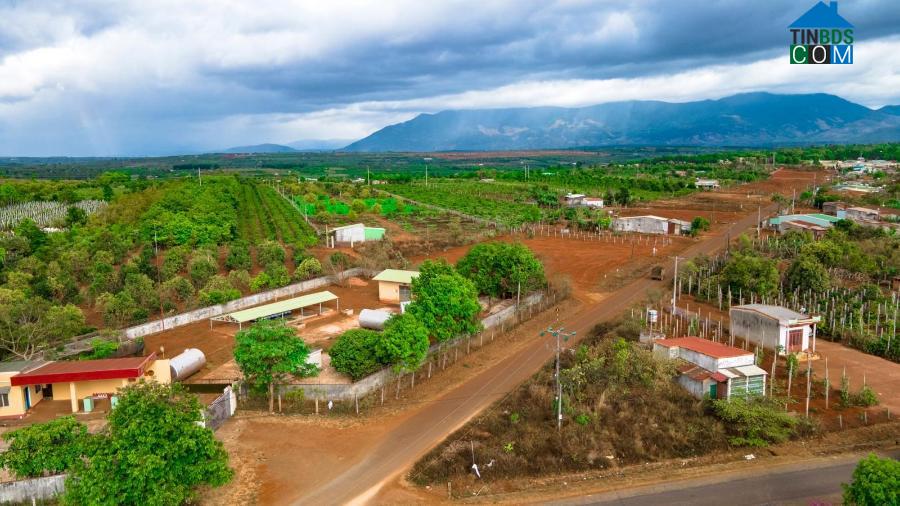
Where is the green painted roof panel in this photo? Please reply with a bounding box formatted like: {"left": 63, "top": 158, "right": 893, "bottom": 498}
{"left": 219, "top": 291, "right": 338, "bottom": 323}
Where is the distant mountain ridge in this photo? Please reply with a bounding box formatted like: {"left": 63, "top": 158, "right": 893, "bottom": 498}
{"left": 344, "top": 93, "right": 900, "bottom": 152}
{"left": 221, "top": 143, "right": 297, "bottom": 153}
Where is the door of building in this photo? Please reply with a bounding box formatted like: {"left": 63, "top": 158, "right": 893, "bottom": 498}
{"left": 399, "top": 285, "right": 411, "bottom": 302}
{"left": 709, "top": 383, "right": 717, "bottom": 398}
{"left": 788, "top": 329, "right": 803, "bottom": 352}
{"left": 24, "top": 387, "right": 30, "bottom": 409}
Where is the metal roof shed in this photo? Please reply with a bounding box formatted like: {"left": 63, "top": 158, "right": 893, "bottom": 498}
{"left": 210, "top": 291, "right": 339, "bottom": 329}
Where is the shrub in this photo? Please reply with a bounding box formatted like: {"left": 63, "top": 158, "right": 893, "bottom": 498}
{"left": 264, "top": 263, "right": 291, "bottom": 288}
{"left": 853, "top": 385, "right": 879, "bottom": 407}
{"left": 161, "top": 246, "right": 190, "bottom": 280}
{"left": 250, "top": 271, "right": 271, "bottom": 292}
{"left": 227, "top": 269, "right": 251, "bottom": 292}
{"left": 199, "top": 275, "right": 241, "bottom": 305}
{"left": 87, "top": 338, "right": 119, "bottom": 359}
{"left": 0, "top": 416, "right": 92, "bottom": 478}
{"left": 257, "top": 240, "right": 285, "bottom": 268}
{"left": 225, "top": 241, "right": 251, "bottom": 270}
{"left": 294, "top": 257, "right": 323, "bottom": 281}
{"left": 842, "top": 453, "right": 899, "bottom": 506}
{"left": 329, "top": 329, "right": 382, "bottom": 380}
{"left": 188, "top": 252, "right": 218, "bottom": 289}
{"left": 711, "top": 397, "right": 797, "bottom": 447}
{"left": 159, "top": 276, "right": 195, "bottom": 306}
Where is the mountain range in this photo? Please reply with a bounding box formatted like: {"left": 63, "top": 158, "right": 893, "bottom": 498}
{"left": 343, "top": 93, "right": 900, "bottom": 152}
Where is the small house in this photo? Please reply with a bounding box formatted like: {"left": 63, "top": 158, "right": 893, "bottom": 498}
{"left": 821, "top": 201, "right": 846, "bottom": 216}
{"left": 0, "top": 360, "right": 47, "bottom": 419}
{"left": 613, "top": 215, "right": 689, "bottom": 235}
{"left": 844, "top": 206, "right": 879, "bottom": 222}
{"left": 563, "top": 193, "right": 585, "bottom": 206}
{"left": 695, "top": 179, "right": 720, "bottom": 190}
{"left": 4, "top": 355, "right": 171, "bottom": 417}
{"left": 331, "top": 223, "right": 385, "bottom": 245}
{"left": 582, "top": 197, "right": 604, "bottom": 208}
{"left": 780, "top": 219, "right": 828, "bottom": 239}
{"left": 767, "top": 214, "right": 840, "bottom": 233}
{"left": 372, "top": 269, "right": 419, "bottom": 303}
{"left": 729, "top": 304, "right": 820, "bottom": 355}
{"left": 653, "top": 337, "right": 767, "bottom": 399}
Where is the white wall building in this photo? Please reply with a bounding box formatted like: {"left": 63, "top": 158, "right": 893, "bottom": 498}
{"left": 653, "top": 337, "right": 767, "bottom": 399}
{"left": 729, "top": 304, "right": 820, "bottom": 355}
{"left": 612, "top": 215, "right": 690, "bottom": 235}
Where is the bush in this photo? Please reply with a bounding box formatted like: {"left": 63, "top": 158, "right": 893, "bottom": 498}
{"left": 842, "top": 453, "right": 899, "bottom": 506}
{"left": 199, "top": 275, "right": 241, "bottom": 305}
{"left": 227, "top": 269, "right": 251, "bottom": 292}
{"left": 87, "top": 338, "right": 119, "bottom": 359}
{"left": 257, "top": 240, "right": 285, "bottom": 268}
{"left": 329, "top": 329, "right": 382, "bottom": 380}
{"left": 711, "top": 397, "right": 797, "bottom": 447}
{"left": 0, "top": 416, "right": 92, "bottom": 478}
{"left": 188, "top": 252, "right": 218, "bottom": 289}
{"left": 294, "top": 257, "right": 323, "bottom": 281}
{"left": 378, "top": 313, "right": 429, "bottom": 372}
{"left": 225, "top": 241, "right": 251, "bottom": 270}
{"left": 160, "top": 246, "right": 190, "bottom": 280}
{"left": 159, "top": 276, "right": 195, "bottom": 306}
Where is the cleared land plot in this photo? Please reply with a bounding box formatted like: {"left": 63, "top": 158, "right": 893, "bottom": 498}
{"left": 142, "top": 280, "right": 389, "bottom": 383}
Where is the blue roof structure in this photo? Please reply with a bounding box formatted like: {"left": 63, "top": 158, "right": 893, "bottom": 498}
{"left": 789, "top": 1, "right": 853, "bottom": 28}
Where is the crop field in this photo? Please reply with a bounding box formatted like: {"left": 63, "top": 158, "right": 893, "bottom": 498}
{"left": 383, "top": 181, "right": 543, "bottom": 226}
{"left": 0, "top": 199, "right": 107, "bottom": 230}
{"left": 237, "top": 180, "right": 317, "bottom": 246}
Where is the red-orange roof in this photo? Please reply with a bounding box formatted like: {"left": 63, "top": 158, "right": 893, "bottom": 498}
{"left": 655, "top": 336, "right": 750, "bottom": 359}
{"left": 10, "top": 354, "right": 155, "bottom": 386}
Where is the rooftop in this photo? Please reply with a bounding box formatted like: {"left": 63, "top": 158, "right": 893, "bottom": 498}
{"left": 655, "top": 336, "right": 752, "bottom": 359}
{"left": 11, "top": 355, "right": 155, "bottom": 386}
{"left": 731, "top": 304, "right": 813, "bottom": 323}
{"left": 213, "top": 290, "right": 338, "bottom": 323}
{"left": 372, "top": 269, "right": 419, "bottom": 284}
{"left": 0, "top": 360, "right": 45, "bottom": 374}
{"left": 331, "top": 223, "right": 365, "bottom": 231}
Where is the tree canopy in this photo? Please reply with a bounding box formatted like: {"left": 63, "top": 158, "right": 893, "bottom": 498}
{"left": 233, "top": 319, "right": 318, "bottom": 411}
{"left": 456, "top": 242, "right": 545, "bottom": 299}
{"left": 0, "top": 416, "right": 92, "bottom": 479}
{"left": 63, "top": 382, "right": 232, "bottom": 506}
{"left": 378, "top": 313, "right": 429, "bottom": 372}
{"left": 329, "top": 328, "right": 382, "bottom": 380}
{"left": 842, "top": 453, "right": 899, "bottom": 506}
{"left": 408, "top": 260, "right": 481, "bottom": 342}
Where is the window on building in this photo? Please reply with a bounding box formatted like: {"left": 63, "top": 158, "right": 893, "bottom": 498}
{"left": 747, "top": 375, "right": 765, "bottom": 395}
{"left": 34, "top": 384, "right": 41, "bottom": 394}
{"left": 0, "top": 393, "right": 8, "bottom": 407}
{"left": 730, "top": 377, "right": 749, "bottom": 397}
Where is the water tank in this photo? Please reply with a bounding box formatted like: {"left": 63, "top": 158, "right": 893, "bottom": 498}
{"left": 358, "top": 309, "right": 392, "bottom": 330}
{"left": 169, "top": 348, "right": 206, "bottom": 381}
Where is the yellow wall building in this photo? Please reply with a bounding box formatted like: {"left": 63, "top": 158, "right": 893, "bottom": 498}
{"left": 372, "top": 269, "right": 419, "bottom": 303}
{"left": 4, "top": 354, "right": 171, "bottom": 417}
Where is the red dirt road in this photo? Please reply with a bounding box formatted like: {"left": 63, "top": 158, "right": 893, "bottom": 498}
{"left": 290, "top": 201, "right": 779, "bottom": 505}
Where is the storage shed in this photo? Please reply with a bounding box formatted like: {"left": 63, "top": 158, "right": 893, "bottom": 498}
{"left": 372, "top": 269, "right": 419, "bottom": 303}
{"left": 653, "top": 337, "right": 766, "bottom": 399}
{"left": 613, "top": 215, "right": 689, "bottom": 235}
{"left": 729, "top": 304, "right": 820, "bottom": 355}
{"left": 331, "top": 223, "right": 365, "bottom": 244}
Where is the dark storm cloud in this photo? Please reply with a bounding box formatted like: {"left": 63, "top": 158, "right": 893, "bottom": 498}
{"left": 0, "top": 0, "right": 898, "bottom": 155}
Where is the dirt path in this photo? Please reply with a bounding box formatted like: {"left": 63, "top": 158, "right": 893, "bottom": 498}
{"left": 289, "top": 201, "right": 779, "bottom": 505}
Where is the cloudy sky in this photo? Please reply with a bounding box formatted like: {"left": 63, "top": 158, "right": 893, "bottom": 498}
{"left": 1, "top": 0, "right": 899, "bottom": 156}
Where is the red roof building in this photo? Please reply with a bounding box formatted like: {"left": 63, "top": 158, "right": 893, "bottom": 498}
{"left": 11, "top": 355, "right": 156, "bottom": 386}
{"left": 653, "top": 337, "right": 766, "bottom": 400}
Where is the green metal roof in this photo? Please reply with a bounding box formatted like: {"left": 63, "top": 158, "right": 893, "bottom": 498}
{"left": 213, "top": 291, "right": 338, "bottom": 323}
{"left": 372, "top": 269, "right": 419, "bottom": 284}
{"left": 807, "top": 213, "right": 841, "bottom": 222}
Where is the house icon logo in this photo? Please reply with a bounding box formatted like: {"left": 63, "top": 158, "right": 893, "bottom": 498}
{"left": 789, "top": 1, "right": 854, "bottom": 64}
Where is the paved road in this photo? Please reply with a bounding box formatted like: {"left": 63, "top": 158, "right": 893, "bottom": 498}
{"left": 560, "top": 450, "right": 900, "bottom": 506}
{"left": 296, "top": 205, "right": 776, "bottom": 505}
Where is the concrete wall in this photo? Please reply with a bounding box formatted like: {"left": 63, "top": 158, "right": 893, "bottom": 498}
{"left": 378, "top": 281, "right": 402, "bottom": 303}
{"left": 676, "top": 375, "right": 715, "bottom": 399}
{"left": 278, "top": 291, "right": 549, "bottom": 401}
{"left": 729, "top": 308, "right": 781, "bottom": 350}
{"left": 613, "top": 217, "right": 668, "bottom": 235}
{"left": 334, "top": 225, "right": 365, "bottom": 243}
{"left": 124, "top": 268, "right": 368, "bottom": 340}
{"left": 0, "top": 474, "right": 65, "bottom": 503}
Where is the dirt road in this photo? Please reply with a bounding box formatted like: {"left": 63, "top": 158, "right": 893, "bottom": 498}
{"left": 293, "top": 202, "right": 778, "bottom": 505}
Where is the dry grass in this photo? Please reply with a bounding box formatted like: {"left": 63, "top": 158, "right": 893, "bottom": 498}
{"left": 409, "top": 323, "right": 729, "bottom": 486}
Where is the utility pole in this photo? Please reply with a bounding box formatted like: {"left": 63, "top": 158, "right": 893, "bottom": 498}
{"left": 423, "top": 157, "right": 432, "bottom": 187}
{"left": 198, "top": 167, "right": 202, "bottom": 186}
{"left": 672, "top": 256, "right": 680, "bottom": 312}
{"left": 540, "top": 324, "right": 576, "bottom": 432}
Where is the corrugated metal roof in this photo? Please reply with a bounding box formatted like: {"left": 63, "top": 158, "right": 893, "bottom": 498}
{"left": 655, "top": 336, "right": 752, "bottom": 359}
{"left": 216, "top": 291, "right": 338, "bottom": 323}
{"left": 731, "top": 364, "right": 768, "bottom": 377}
{"left": 331, "top": 223, "right": 365, "bottom": 231}
{"left": 372, "top": 269, "right": 419, "bottom": 284}
{"left": 11, "top": 355, "right": 155, "bottom": 385}
{"left": 731, "top": 304, "right": 811, "bottom": 323}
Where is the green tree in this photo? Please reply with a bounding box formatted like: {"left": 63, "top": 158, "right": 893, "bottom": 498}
{"left": 123, "top": 273, "right": 160, "bottom": 312}
{"left": 14, "top": 219, "right": 47, "bottom": 251}
{"left": 329, "top": 329, "right": 382, "bottom": 380}
{"left": 159, "top": 276, "right": 195, "bottom": 309}
{"left": 233, "top": 320, "right": 318, "bottom": 412}
{"left": 65, "top": 206, "right": 88, "bottom": 228}
{"left": 690, "top": 216, "right": 710, "bottom": 236}
{"left": 721, "top": 251, "right": 779, "bottom": 298}
{"left": 225, "top": 241, "right": 251, "bottom": 270}
{"left": 408, "top": 260, "right": 481, "bottom": 342}
{"left": 0, "top": 416, "right": 93, "bottom": 478}
{"left": 294, "top": 257, "right": 322, "bottom": 281}
{"left": 63, "top": 382, "right": 232, "bottom": 506}
{"left": 199, "top": 275, "right": 241, "bottom": 305}
{"left": 378, "top": 313, "right": 429, "bottom": 372}
{"left": 842, "top": 453, "right": 899, "bottom": 506}
{"left": 256, "top": 240, "right": 285, "bottom": 268}
{"left": 97, "top": 292, "right": 141, "bottom": 327}
{"left": 188, "top": 252, "right": 218, "bottom": 289}
{"left": 456, "top": 242, "right": 545, "bottom": 299}
{"left": 784, "top": 254, "right": 830, "bottom": 293}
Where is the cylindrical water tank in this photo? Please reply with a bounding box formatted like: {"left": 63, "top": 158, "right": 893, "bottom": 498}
{"left": 169, "top": 348, "right": 206, "bottom": 381}
{"left": 358, "top": 309, "right": 392, "bottom": 330}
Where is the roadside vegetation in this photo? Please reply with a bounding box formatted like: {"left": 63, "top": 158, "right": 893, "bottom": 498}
{"left": 0, "top": 382, "right": 232, "bottom": 504}
{"left": 411, "top": 318, "right": 818, "bottom": 489}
